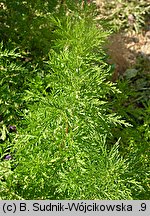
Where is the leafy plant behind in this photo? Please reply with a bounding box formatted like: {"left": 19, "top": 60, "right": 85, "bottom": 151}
{"left": 0, "top": 11, "right": 142, "bottom": 199}
{"left": 1, "top": 2, "right": 148, "bottom": 200}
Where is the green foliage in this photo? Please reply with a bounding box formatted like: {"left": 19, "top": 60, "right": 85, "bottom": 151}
{"left": 109, "top": 64, "right": 150, "bottom": 199}
{"left": 0, "top": 0, "right": 149, "bottom": 200}
{"left": 0, "top": 45, "right": 24, "bottom": 145}
{"left": 1, "top": 0, "right": 59, "bottom": 57}
{"left": 96, "top": 0, "right": 150, "bottom": 32}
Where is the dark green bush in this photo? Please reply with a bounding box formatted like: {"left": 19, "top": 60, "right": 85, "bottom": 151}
{"left": 0, "top": 1, "right": 149, "bottom": 200}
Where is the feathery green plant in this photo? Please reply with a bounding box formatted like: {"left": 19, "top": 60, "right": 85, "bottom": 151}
{"left": 1, "top": 11, "right": 143, "bottom": 199}
{"left": 1, "top": 2, "right": 148, "bottom": 200}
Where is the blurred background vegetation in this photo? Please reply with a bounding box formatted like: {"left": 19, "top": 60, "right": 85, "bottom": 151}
{"left": 0, "top": 0, "right": 150, "bottom": 199}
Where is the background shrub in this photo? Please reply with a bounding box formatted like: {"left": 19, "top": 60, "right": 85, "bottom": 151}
{"left": 0, "top": 1, "right": 149, "bottom": 199}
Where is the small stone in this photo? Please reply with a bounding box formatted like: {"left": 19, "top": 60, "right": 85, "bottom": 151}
{"left": 124, "top": 69, "right": 138, "bottom": 80}
{"left": 128, "top": 14, "right": 135, "bottom": 25}
{"left": 4, "top": 154, "right": 12, "bottom": 160}
{"left": 8, "top": 125, "right": 17, "bottom": 133}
